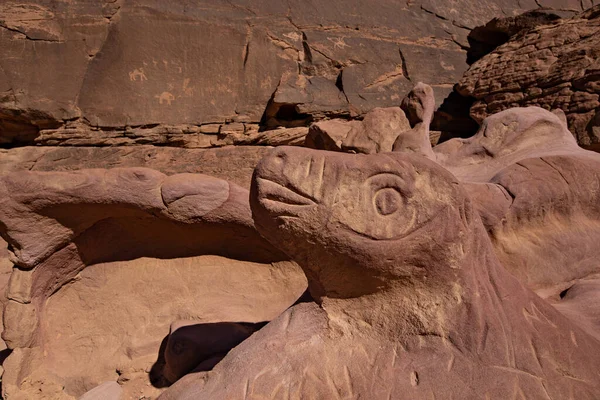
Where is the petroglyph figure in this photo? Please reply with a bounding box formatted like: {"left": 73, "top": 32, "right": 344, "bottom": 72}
{"left": 156, "top": 91, "right": 175, "bottom": 105}
{"left": 129, "top": 68, "right": 148, "bottom": 82}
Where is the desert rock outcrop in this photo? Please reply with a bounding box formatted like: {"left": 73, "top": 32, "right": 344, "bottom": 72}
{"left": 2, "top": 105, "right": 600, "bottom": 398}
{"left": 457, "top": 5, "right": 600, "bottom": 149}
{"left": 0, "top": 0, "right": 591, "bottom": 148}
{"left": 306, "top": 82, "right": 436, "bottom": 158}
{"left": 435, "top": 107, "right": 600, "bottom": 296}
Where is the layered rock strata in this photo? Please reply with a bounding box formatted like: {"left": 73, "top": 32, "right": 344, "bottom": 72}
{"left": 1, "top": 0, "right": 590, "bottom": 147}
{"left": 457, "top": 5, "right": 600, "bottom": 149}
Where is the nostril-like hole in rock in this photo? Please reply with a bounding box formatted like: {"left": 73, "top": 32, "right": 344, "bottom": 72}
{"left": 559, "top": 286, "right": 572, "bottom": 299}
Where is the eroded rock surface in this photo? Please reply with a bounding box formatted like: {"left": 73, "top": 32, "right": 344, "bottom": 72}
{"left": 2, "top": 105, "right": 600, "bottom": 398}
{"left": 0, "top": 0, "right": 588, "bottom": 147}
{"left": 436, "top": 107, "right": 600, "bottom": 296}
{"left": 0, "top": 168, "right": 307, "bottom": 398}
{"left": 163, "top": 146, "right": 600, "bottom": 399}
{"left": 306, "top": 82, "right": 436, "bottom": 158}
{"left": 0, "top": 145, "right": 271, "bottom": 189}
{"left": 457, "top": 5, "right": 600, "bottom": 149}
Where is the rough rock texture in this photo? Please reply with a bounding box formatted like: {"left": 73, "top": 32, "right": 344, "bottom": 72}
{"left": 163, "top": 146, "right": 600, "bottom": 399}
{"left": 305, "top": 107, "right": 410, "bottom": 153}
{"left": 552, "top": 278, "right": 600, "bottom": 340}
{"left": 311, "top": 103, "right": 600, "bottom": 299}
{"left": 466, "top": 10, "right": 563, "bottom": 64}
{"left": 435, "top": 107, "right": 600, "bottom": 296}
{"left": 306, "top": 82, "right": 435, "bottom": 158}
{"left": 0, "top": 145, "right": 272, "bottom": 189}
{"left": 0, "top": 169, "right": 307, "bottom": 398}
{"left": 2, "top": 106, "right": 600, "bottom": 398}
{"left": 0, "top": 0, "right": 591, "bottom": 147}
{"left": 457, "top": 5, "right": 600, "bottom": 149}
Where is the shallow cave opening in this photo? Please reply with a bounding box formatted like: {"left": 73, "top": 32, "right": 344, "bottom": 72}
{"left": 259, "top": 100, "right": 313, "bottom": 131}
{"left": 431, "top": 90, "right": 480, "bottom": 144}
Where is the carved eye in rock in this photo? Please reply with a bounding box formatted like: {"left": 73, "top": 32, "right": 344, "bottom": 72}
{"left": 336, "top": 171, "right": 418, "bottom": 240}
{"left": 374, "top": 188, "right": 401, "bottom": 216}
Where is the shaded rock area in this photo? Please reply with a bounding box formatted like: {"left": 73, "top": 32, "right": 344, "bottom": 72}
{"left": 457, "top": 5, "right": 600, "bottom": 149}
{"left": 466, "top": 10, "right": 563, "bottom": 64}
{"left": 0, "top": 0, "right": 592, "bottom": 148}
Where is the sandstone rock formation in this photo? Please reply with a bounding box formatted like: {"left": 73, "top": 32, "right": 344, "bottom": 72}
{"left": 306, "top": 82, "right": 436, "bottom": 158}
{"left": 163, "top": 146, "right": 600, "bottom": 399}
{"left": 0, "top": 169, "right": 307, "bottom": 398}
{"left": 310, "top": 103, "right": 600, "bottom": 299}
{"left": 435, "top": 107, "right": 600, "bottom": 297}
{"left": 0, "top": 0, "right": 590, "bottom": 148}
{"left": 0, "top": 146, "right": 270, "bottom": 189}
{"left": 457, "top": 5, "right": 600, "bottom": 149}
{"left": 2, "top": 105, "right": 600, "bottom": 398}
{"left": 1, "top": 1, "right": 600, "bottom": 397}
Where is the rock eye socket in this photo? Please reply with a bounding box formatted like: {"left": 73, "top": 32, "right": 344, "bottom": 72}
{"left": 374, "top": 188, "right": 401, "bottom": 216}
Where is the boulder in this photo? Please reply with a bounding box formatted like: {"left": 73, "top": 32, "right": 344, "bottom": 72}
{"left": 306, "top": 82, "right": 436, "bottom": 157}
{"left": 435, "top": 107, "right": 600, "bottom": 296}
{"left": 457, "top": 5, "right": 600, "bottom": 149}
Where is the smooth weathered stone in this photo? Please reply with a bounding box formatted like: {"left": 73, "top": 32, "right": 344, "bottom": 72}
{"left": 2, "top": 301, "right": 37, "bottom": 349}
{"left": 0, "top": 167, "right": 307, "bottom": 398}
{"left": 435, "top": 107, "right": 600, "bottom": 295}
{"left": 78, "top": 381, "right": 122, "bottom": 400}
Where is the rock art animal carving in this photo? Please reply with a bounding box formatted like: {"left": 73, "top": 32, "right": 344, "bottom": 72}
{"left": 164, "top": 147, "right": 600, "bottom": 399}
{"left": 0, "top": 169, "right": 291, "bottom": 349}
{"left": 310, "top": 102, "right": 600, "bottom": 309}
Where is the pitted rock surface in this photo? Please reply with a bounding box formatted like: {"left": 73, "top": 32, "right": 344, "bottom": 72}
{"left": 457, "top": 5, "right": 600, "bottom": 149}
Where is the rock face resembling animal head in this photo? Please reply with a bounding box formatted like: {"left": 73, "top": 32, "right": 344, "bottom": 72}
{"left": 251, "top": 147, "right": 475, "bottom": 300}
